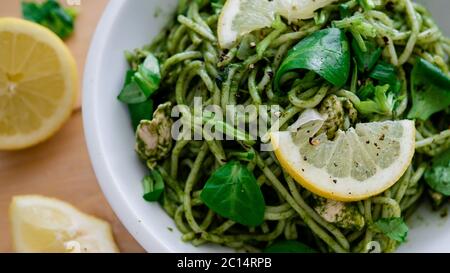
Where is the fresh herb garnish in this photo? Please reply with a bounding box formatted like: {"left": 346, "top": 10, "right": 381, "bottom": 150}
{"left": 355, "top": 84, "right": 398, "bottom": 116}
{"left": 118, "top": 53, "right": 161, "bottom": 129}
{"left": 142, "top": 169, "right": 165, "bottom": 202}
{"left": 200, "top": 161, "right": 265, "bottom": 227}
{"left": 372, "top": 217, "right": 409, "bottom": 243}
{"left": 352, "top": 39, "right": 382, "bottom": 73}
{"left": 425, "top": 149, "right": 450, "bottom": 196}
{"left": 21, "top": 0, "right": 77, "bottom": 39}
{"left": 118, "top": 53, "right": 161, "bottom": 104}
{"left": 274, "top": 28, "right": 351, "bottom": 91}
{"left": 211, "top": 0, "right": 225, "bottom": 14}
{"left": 369, "top": 61, "right": 401, "bottom": 94}
{"left": 264, "top": 240, "right": 318, "bottom": 253}
{"left": 357, "top": 0, "right": 375, "bottom": 11}
{"left": 119, "top": 70, "right": 154, "bottom": 129}
{"left": 129, "top": 100, "right": 154, "bottom": 130}
{"left": 407, "top": 58, "right": 450, "bottom": 120}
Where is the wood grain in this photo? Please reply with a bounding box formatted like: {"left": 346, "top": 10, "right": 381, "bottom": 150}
{"left": 0, "top": 0, "right": 144, "bottom": 253}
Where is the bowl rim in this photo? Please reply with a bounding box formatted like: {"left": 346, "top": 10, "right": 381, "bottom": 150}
{"left": 82, "top": 0, "right": 170, "bottom": 253}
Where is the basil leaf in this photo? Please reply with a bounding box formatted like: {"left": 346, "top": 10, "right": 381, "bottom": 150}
{"left": 408, "top": 58, "right": 450, "bottom": 120}
{"left": 264, "top": 241, "right": 318, "bottom": 253}
{"left": 22, "top": 0, "right": 77, "bottom": 39}
{"left": 274, "top": 28, "right": 350, "bottom": 91}
{"left": 357, "top": 0, "right": 375, "bottom": 11}
{"left": 339, "top": 3, "right": 352, "bottom": 18}
{"left": 372, "top": 217, "right": 408, "bottom": 243}
{"left": 357, "top": 81, "right": 375, "bottom": 100}
{"left": 425, "top": 149, "right": 450, "bottom": 196}
{"left": 118, "top": 77, "right": 148, "bottom": 104}
{"left": 352, "top": 39, "right": 382, "bottom": 72}
{"left": 137, "top": 53, "right": 161, "bottom": 94}
{"left": 134, "top": 53, "right": 161, "bottom": 98}
{"left": 200, "top": 161, "right": 265, "bottom": 227}
{"left": 211, "top": 0, "right": 225, "bottom": 14}
{"left": 118, "top": 70, "right": 154, "bottom": 128}
{"left": 142, "top": 170, "right": 165, "bottom": 202}
{"left": 118, "top": 54, "right": 161, "bottom": 104}
{"left": 129, "top": 100, "right": 154, "bottom": 130}
{"left": 356, "top": 84, "right": 397, "bottom": 116}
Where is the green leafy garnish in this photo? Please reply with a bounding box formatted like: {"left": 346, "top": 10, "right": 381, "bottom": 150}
{"left": 425, "top": 149, "right": 450, "bottom": 196}
{"left": 357, "top": 0, "right": 375, "bottom": 11}
{"left": 356, "top": 84, "right": 397, "bottom": 116}
{"left": 129, "top": 100, "right": 154, "bottom": 130}
{"left": 274, "top": 28, "right": 350, "bottom": 91}
{"left": 211, "top": 0, "right": 225, "bottom": 14}
{"left": 352, "top": 39, "right": 382, "bottom": 73}
{"left": 369, "top": 62, "right": 401, "bottom": 93}
{"left": 264, "top": 241, "right": 317, "bottom": 253}
{"left": 372, "top": 217, "right": 409, "bottom": 243}
{"left": 118, "top": 53, "right": 161, "bottom": 104}
{"left": 142, "top": 169, "right": 165, "bottom": 202}
{"left": 120, "top": 70, "right": 154, "bottom": 129}
{"left": 408, "top": 58, "right": 450, "bottom": 120}
{"left": 21, "top": 0, "right": 77, "bottom": 39}
{"left": 200, "top": 161, "right": 265, "bottom": 227}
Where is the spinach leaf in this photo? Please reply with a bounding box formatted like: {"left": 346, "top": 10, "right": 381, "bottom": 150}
{"left": 425, "top": 149, "right": 450, "bottom": 196}
{"left": 352, "top": 39, "right": 382, "bottom": 72}
{"left": 22, "top": 0, "right": 77, "bottom": 39}
{"left": 200, "top": 161, "right": 265, "bottom": 227}
{"left": 274, "top": 28, "right": 350, "bottom": 91}
{"left": 118, "top": 53, "right": 161, "bottom": 104}
{"left": 264, "top": 241, "right": 317, "bottom": 253}
{"left": 408, "top": 58, "right": 450, "bottom": 120}
{"left": 372, "top": 217, "right": 408, "bottom": 243}
{"left": 142, "top": 169, "right": 165, "bottom": 202}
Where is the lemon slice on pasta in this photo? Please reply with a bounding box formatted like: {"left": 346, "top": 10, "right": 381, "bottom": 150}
{"left": 217, "top": 0, "right": 339, "bottom": 48}
{"left": 271, "top": 110, "right": 416, "bottom": 202}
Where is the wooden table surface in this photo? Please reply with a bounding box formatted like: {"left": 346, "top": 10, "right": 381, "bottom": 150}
{"left": 0, "top": 0, "right": 144, "bottom": 253}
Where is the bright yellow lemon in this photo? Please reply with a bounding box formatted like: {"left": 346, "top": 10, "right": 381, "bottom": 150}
{"left": 0, "top": 18, "right": 77, "bottom": 150}
{"left": 271, "top": 111, "right": 416, "bottom": 202}
{"left": 10, "top": 195, "right": 119, "bottom": 253}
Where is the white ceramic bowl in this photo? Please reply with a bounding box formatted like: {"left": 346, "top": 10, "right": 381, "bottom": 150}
{"left": 83, "top": 0, "right": 450, "bottom": 253}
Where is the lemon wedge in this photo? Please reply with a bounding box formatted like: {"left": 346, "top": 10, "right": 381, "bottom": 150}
{"left": 217, "top": 0, "right": 339, "bottom": 48}
{"left": 271, "top": 110, "right": 416, "bottom": 202}
{"left": 10, "top": 195, "right": 119, "bottom": 253}
{"left": 275, "top": 0, "right": 338, "bottom": 23}
{"left": 218, "top": 0, "right": 275, "bottom": 48}
{"left": 0, "top": 18, "right": 77, "bottom": 150}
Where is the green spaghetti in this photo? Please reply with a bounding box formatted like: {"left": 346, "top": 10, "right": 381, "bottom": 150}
{"left": 118, "top": 0, "right": 450, "bottom": 253}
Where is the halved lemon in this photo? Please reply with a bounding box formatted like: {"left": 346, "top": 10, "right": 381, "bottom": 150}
{"left": 217, "top": 0, "right": 339, "bottom": 48}
{"left": 10, "top": 195, "right": 119, "bottom": 253}
{"left": 0, "top": 18, "right": 77, "bottom": 150}
{"left": 271, "top": 110, "right": 416, "bottom": 202}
